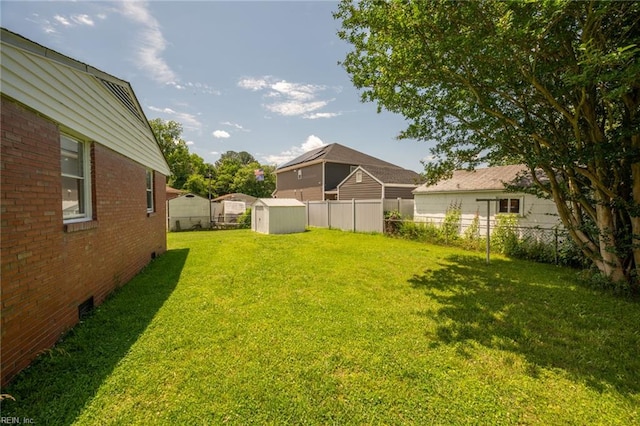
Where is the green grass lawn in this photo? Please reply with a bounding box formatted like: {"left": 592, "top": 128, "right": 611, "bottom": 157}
{"left": 2, "top": 229, "right": 639, "bottom": 425}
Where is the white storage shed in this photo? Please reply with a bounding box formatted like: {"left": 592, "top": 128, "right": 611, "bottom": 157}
{"left": 168, "top": 193, "right": 212, "bottom": 231}
{"left": 252, "top": 198, "right": 306, "bottom": 234}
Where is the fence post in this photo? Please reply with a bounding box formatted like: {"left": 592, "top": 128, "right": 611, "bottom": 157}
{"left": 554, "top": 227, "right": 559, "bottom": 265}
{"left": 352, "top": 199, "right": 356, "bottom": 232}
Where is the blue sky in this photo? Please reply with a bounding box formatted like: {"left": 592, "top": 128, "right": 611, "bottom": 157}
{"left": 2, "top": 1, "right": 433, "bottom": 172}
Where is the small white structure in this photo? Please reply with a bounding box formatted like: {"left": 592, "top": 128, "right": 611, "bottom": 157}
{"left": 413, "top": 165, "right": 561, "bottom": 232}
{"left": 252, "top": 198, "right": 306, "bottom": 234}
{"left": 168, "top": 193, "right": 211, "bottom": 231}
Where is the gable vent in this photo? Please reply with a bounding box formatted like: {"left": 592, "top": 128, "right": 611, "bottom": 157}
{"left": 98, "top": 78, "right": 145, "bottom": 124}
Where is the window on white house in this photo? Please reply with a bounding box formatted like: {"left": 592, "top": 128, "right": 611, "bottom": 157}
{"left": 61, "top": 135, "right": 91, "bottom": 221}
{"left": 498, "top": 198, "right": 521, "bottom": 214}
{"left": 146, "top": 169, "right": 154, "bottom": 212}
{"left": 356, "top": 170, "right": 363, "bottom": 183}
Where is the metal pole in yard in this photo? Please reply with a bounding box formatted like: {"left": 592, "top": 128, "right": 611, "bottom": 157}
{"left": 477, "top": 199, "right": 495, "bottom": 264}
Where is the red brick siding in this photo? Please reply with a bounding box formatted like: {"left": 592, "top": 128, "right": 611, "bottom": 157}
{"left": 1, "top": 96, "right": 167, "bottom": 385}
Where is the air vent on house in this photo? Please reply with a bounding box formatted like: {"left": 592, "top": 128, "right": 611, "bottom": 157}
{"left": 78, "top": 296, "right": 94, "bottom": 320}
{"left": 98, "top": 78, "right": 145, "bottom": 124}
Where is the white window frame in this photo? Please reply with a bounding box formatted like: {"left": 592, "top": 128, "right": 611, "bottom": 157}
{"left": 355, "top": 170, "right": 363, "bottom": 183}
{"left": 498, "top": 197, "right": 522, "bottom": 215}
{"left": 61, "top": 134, "right": 92, "bottom": 223}
{"left": 146, "top": 169, "right": 154, "bottom": 213}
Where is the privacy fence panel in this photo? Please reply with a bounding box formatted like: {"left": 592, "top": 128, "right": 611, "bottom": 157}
{"left": 306, "top": 199, "right": 411, "bottom": 233}
{"left": 307, "top": 201, "right": 329, "bottom": 228}
{"left": 383, "top": 198, "right": 415, "bottom": 219}
{"left": 329, "top": 201, "right": 354, "bottom": 231}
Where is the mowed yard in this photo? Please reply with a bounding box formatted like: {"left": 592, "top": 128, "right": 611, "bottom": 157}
{"left": 3, "top": 229, "right": 639, "bottom": 425}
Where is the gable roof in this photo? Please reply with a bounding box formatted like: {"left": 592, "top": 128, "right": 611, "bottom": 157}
{"left": 277, "top": 143, "right": 401, "bottom": 171}
{"left": 212, "top": 193, "right": 257, "bottom": 203}
{"left": 356, "top": 165, "right": 422, "bottom": 186}
{"left": 413, "top": 164, "right": 531, "bottom": 193}
{"left": 0, "top": 28, "right": 170, "bottom": 175}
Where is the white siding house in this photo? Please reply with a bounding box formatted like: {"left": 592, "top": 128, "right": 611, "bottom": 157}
{"left": 252, "top": 199, "right": 306, "bottom": 234}
{"left": 413, "top": 165, "right": 561, "bottom": 232}
{"left": 0, "top": 29, "right": 169, "bottom": 176}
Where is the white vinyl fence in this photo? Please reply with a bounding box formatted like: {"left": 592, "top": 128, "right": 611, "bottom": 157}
{"left": 306, "top": 199, "right": 414, "bottom": 233}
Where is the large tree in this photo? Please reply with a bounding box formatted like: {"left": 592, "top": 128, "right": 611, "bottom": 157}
{"left": 335, "top": 0, "right": 639, "bottom": 288}
{"left": 149, "top": 118, "right": 209, "bottom": 189}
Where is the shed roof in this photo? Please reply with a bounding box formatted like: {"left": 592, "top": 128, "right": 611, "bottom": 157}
{"left": 0, "top": 28, "right": 170, "bottom": 175}
{"left": 277, "top": 143, "right": 401, "bottom": 171}
{"left": 212, "top": 193, "right": 257, "bottom": 203}
{"left": 253, "top": 198, "right": 305, "bottom": 207}
{"left": 413, "top": 164, "right": 533, "bottom": 193}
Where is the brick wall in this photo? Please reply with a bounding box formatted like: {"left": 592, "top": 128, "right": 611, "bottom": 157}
{"left": 1, "top": 96, "right": 167, "bottom": 385}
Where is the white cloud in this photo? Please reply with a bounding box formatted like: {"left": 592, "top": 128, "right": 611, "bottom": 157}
{"left": 238, "top": 77, "right": 270, "bottom": 91}
{"left": 147, "top": 106, "right": 202, "bottom": 131}
{"left": 53, "top": 13, "right": 95, "bottom": 28}
{"left": 263, "top": 135, "right": 327, "bottom": 165}
{"left": 54, "top": 15, "right": 71, "bottom": 26}
{"left": 72, "top": 14, "right": 94, "bottom": 26}
{"left": 183, "top": 82, "right": 220, "bottom": 95}
{"left": 185, "top": 141, "right": 194, "bottom": 146}
{"left": 119, "top": 2, "right": 177, "bottom": 86}
{"left": 239, "top": 76, "right": 337, "bottom": 118}
{"left": 304, "top": 112, "right": 341, "bottom": 120}
{"left": 266, "top": 100, "right": 328, "bottom": 116}
{"left": 118, "top": 3, "right": 219, "bottom": 95}
{"left": 212, "top": 130, "right": 231, "bottom": 139}
{"left": 30, "top": 11, "right": 97, "bottom": 34}
{"left": 222, "top": 121, "right": 249, "bottom": 132}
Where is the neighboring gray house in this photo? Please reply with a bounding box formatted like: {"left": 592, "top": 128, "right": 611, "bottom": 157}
{"left": 337, "top": 165, "right": 421, "bottom": 200}
{"left": 252, "top": 198, "right": 306, "bottom": 234}
{"left": 274, "top": 143, "right": 417, "bottom": 201}
{"left": 413, "top": 165, "right": 561, "bottom": 231}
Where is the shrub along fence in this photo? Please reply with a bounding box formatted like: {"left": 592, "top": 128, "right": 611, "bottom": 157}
{"left": 385, "top": 211, "right": 587, "bottom": 268}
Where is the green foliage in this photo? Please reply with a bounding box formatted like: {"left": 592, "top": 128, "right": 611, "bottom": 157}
{"left": 461, "top": 211, "right": 482, "bottom": 251}
{"left": 236, "top": 208, "right": 251, "bottom": 229}
{"left": 335, "top": 0, "right": 640, "bottom": 287}
{"left": 398, "top": 220, "right": 440, "bottom": 242}
{"left": 440, "top": 201, "right": 461, "bottom": 244}
{"left": 182, "top": 173, "right": 209, "bottom": 197}
{"left": 491, "top": 214, "right": 520, "bottom": 255}
{"left": 149, "top": 119, "right": 275, "bottom": 198}
{"left": 384, "top": 210, "right": 403, "bottom": 235}
{"left": 149, "top": 118, "right": 210, "bottom": 190}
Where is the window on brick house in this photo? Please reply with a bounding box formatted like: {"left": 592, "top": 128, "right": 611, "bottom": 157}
{"left": 498, "top": 198, "right": 521, "bottom": 214}
{"left": 146, "top": 169, "right": 154, "bottom": 212}
{"left": 61, "top": 135, "right": 91, "bottom": 221}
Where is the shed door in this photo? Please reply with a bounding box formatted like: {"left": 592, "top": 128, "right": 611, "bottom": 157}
{"left": 255, "top": 206, "right": 267, "bottom": 233}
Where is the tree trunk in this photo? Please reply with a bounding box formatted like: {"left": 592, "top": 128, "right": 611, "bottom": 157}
{"left": 631, "top": 135, "right": 640, "bottom": 289}
{"left": 594, "top": 195, "right": 626, "bottom": 283}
